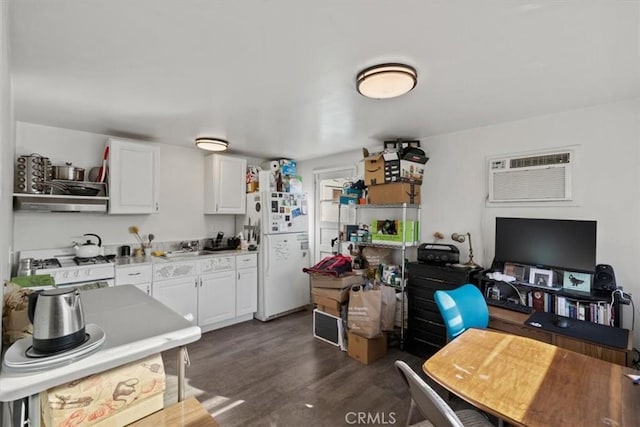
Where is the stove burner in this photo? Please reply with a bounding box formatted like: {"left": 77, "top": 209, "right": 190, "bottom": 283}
{"left": 74, "top": 255, "right": 111, "bottom": 266}
{"left": 32, "top": 258, "right": 62, "bottom": 269}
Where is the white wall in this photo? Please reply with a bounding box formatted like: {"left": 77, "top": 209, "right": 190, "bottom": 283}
{"left": 298, "top": 98, "right": 640, "bottom": 345}
{"left": 13, "top": 122, "right": 239, "bottom": 254}
{"left": 0, "top": 1, "right": 13, "bottom": 281}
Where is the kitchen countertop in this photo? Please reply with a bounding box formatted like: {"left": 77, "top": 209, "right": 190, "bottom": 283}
{"left": 114, "top": 249, "right": 258, "bottom": 266}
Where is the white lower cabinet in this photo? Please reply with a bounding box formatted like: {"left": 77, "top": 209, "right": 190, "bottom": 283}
{"left": 236, "top": 254, "right": 258, "bottom": 316}
{"left": 153, "top": 261, "right": 199, "bottom": 321}
{"left": 199, "top": 270, "right": 236, "bottom": 325}
{"left": 115, "top": 263, "right": 153, "bottom": 296}
{"left": 151, "top": 254, "right": 258, "bottom": 332}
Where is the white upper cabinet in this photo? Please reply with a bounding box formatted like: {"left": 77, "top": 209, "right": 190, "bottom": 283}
{"left": 204, "top": 154, "right": 246, "bottom": 214}
{"left": 108, "top": 138, "right": 160, "bottom": 214}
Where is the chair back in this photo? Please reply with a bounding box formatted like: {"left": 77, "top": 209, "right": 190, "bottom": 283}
{"left": 395, "top": 360, "right": 465, "bottom": 427}
{"left": 434, "top": 284, "right": 488, "bottom": 341}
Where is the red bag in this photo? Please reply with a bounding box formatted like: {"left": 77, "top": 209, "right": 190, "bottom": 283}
{"left": 303, "top": 254, "right": 352, "bottom": 277}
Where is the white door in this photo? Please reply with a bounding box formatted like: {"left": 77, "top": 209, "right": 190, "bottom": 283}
{"left": 199, "top": 271, "right": 236, "bottom": 325}
{"left": 153, "top": 277, "right": 198, "bottom": 321}
{"left": 108, "top": 138, "right": 160, "bottom": 214}
{"left": 313, "top": 167, "right": 356, "bottom": 263}
{"left": 263, "top": 233, "right": 310, "bottom": 319}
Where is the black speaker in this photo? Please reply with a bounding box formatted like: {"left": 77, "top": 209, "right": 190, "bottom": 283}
{"left": 593, "top": 264, "right": 616, "bottom": 292}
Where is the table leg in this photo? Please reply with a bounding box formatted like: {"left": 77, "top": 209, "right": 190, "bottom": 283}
{"left": 28, "top": 394, "right": 40, "bottom": 427}
{"left": 177, "top": 346, "right": 186, "bottom": 402}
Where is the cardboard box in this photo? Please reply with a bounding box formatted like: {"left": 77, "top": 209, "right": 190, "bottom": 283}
{"left": 364, "top": 152, "right": 386, "bottom": 186}
{"left": 400, "top": 152, "right": 428, "bottom": 184}
{"left": 312, "top": 294, "right": 342, "bottom": 311}
{"left": 347, "top": 331, "right": 387, "bottom": 365}
{"left": 315, "top": 304, "right": 341, "bottom": 318}
{"left": 364, "top": 152, "right": 400, "bottom": 186}
{"left": 310, "top": 273, "right": 364, "bottom": 289}
{"left": 367, "top": 182, "right": 421, "bottom": 205}
{"left": 370, "top": 220, "right": 419, "bottom": 245}
{"left": 312, "top": 286, "right": 352, "bottom": 303}
{"left": 382, "top": 151, "right": 428, "bottom": 184}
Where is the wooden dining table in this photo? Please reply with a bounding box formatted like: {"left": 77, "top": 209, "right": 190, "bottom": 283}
{"left": 423, "top": 328, "right": 640, "bottom": 427}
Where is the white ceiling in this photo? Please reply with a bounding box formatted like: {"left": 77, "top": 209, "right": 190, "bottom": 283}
{"left": 9, "top": 1, "right": 640, "bottom": 160}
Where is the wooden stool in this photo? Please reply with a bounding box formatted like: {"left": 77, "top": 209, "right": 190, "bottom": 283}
{"left": 128, "top": 397, "right": 220, "bottom": 427}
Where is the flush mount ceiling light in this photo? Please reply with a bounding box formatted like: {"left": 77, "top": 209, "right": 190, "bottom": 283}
{"left": 356, "top": 63, "right": 417, "bottom": 99}
{"left": 195, "top": 137, "right": 229, "bottom": 151}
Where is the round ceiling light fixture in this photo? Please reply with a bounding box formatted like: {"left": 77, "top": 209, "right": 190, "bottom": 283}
{"left": 356, "top": 63, "right": 417, "bottom": 99}
{"left": 195, "top": 137, "right": 229, "bottom": 151}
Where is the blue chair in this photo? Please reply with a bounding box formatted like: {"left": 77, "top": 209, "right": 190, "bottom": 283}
{"left": 434, "top": 284, "right": 489, "bottom": 341}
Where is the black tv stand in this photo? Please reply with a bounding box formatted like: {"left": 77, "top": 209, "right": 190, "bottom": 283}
{"left": 478, "top": 271, "right": 622, "bottom": 328}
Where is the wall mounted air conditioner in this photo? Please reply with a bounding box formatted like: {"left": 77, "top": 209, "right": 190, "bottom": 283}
{"left": 488, "top": 148, "right": 576, "bottom": 203}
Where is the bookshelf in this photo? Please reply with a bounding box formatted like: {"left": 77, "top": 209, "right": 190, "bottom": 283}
{"left": 478, "top": 274, "right": 621, "bottom": 327}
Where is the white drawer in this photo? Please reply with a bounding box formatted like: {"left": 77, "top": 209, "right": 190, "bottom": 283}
{"left": 153, "top": 261, "right": 198, "bottom": 281}
{"left": 200, "top": 256, "right": 236, "bottom": 274}
{"left": 115, "top": 264, "right": 152, "bottom": 285}
{"left": 236, "top": 253, "right": 257, "bottom": 269}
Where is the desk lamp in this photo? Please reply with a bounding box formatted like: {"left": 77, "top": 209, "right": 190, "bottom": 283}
{"left": 451, "top": 232, "right": 481, "bottom": 269}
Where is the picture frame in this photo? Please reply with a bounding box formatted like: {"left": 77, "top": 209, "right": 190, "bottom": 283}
{"left": 562, "top": 271, "right": 592, "bottom": 293}
{"left": 529, "top": 267, "right": 554, "bottom": 287}
{"left": 503, "top": 262, "right": 527, "bottom": 282}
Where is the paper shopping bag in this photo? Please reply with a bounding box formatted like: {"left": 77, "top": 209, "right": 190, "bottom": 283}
{"left": 347, "top": 285, "right": 382, "bottom": 338}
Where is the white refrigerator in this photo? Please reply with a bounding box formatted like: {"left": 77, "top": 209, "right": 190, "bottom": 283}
{"left": 238, "top": 191, "right": 310, "bottom": 321}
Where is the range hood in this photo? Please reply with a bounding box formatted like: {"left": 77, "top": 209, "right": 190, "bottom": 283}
{"left": 13, "top": 182, "right": 109, "bottom": 213}
{"left": 14, "top": 194, "right": 108, "bottom": 212}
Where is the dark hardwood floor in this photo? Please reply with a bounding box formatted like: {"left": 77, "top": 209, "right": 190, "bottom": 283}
{"left": 161, "top": 309, "right": 492, "bottom": 427}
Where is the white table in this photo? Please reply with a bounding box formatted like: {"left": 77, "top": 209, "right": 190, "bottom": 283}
{"left": 0, "top": 285, "right": 202, "bottom": 426}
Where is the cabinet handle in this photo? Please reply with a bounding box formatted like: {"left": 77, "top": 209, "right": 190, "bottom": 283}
{"left": 200, "top": 278, "right": 203, "bottom": 287}
{"left": 195, "top": 278, "right": 198, "bottom": 288}
{"left": 155, "top": 202, "right": 159, "bottom": 211}
{"left": 238, "top": 272, "right": 240, "bottom": 280}
{"left": 128, "top": 272, "right": 141, "bottom": 276}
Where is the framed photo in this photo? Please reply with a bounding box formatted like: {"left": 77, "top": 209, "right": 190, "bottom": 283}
{"left": 529, "top": 267, "right": 553, "bottom": 287}
{"left": 503, "top": 262, "right": 527, "bottom": 282}
{"left": 562, "top": 271, "right": 591, "bottom": 293}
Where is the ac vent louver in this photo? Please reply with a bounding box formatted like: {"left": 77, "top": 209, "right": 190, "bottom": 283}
{"left": 510, "top": 153, "right": 570, "bottom": 169}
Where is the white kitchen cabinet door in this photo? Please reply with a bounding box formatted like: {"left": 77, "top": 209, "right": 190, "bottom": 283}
{"left": 236, "top": 254, "right": 258, "bottom": 316}
{"left": 236, "top": 266, "right": 258, "bottom": 316}
{"left": 108, "top": 138, "right": 160, "bottom": 214}
{"left": 204, "top": 154, "right": 246, "bottom": 214}
{"left": 199, "top": 270, "right": 236, "bottom": 325}
{"left": 153, "top": 277, "right": 198, "bottom": 322}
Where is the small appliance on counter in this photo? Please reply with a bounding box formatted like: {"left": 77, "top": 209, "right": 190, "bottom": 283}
{"left": 28, "top": 288, "right": 86, "bottom": 354}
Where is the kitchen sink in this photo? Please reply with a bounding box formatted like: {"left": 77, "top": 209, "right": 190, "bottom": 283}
{"left": 162, "top": 250, "right": 218, "bottom": 258}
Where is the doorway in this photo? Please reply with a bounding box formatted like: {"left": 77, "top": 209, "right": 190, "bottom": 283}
{"left": 313, "top": 166, "right": 356, "bottom": 264}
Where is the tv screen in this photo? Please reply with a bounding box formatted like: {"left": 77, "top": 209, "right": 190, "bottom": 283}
{"left": 494, "top": 217, "right": 597, "bottom": 273}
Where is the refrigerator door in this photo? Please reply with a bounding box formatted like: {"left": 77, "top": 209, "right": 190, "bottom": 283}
{"left": 257, "top": 233, "right": 310, "bottom": 320}
{"left": 263, "top": 192, "right": 309, "bottom": 234}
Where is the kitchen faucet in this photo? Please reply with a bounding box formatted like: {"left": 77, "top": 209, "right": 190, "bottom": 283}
{"left": 179, "top": 240, "right": 200, "bottom": 251}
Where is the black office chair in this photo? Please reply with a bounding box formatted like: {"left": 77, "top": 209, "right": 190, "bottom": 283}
{"left": 395, "top": 361, "right": 493, "bottom": 427}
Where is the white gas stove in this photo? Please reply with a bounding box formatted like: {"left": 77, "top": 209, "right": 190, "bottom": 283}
{"left": 19, "top": 248, "right": 115, "bottom": 287}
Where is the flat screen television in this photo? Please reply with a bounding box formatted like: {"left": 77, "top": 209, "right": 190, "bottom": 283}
{"left": 494, "top": 217, "right": 597, "bottom": 273}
